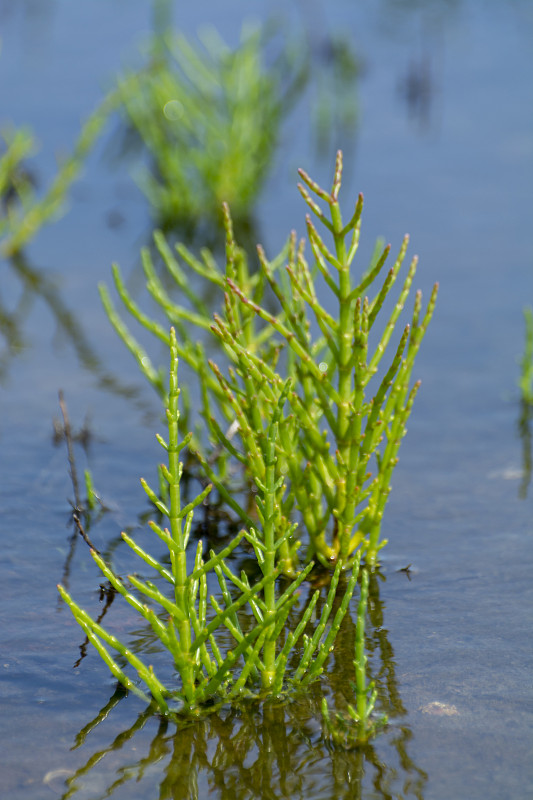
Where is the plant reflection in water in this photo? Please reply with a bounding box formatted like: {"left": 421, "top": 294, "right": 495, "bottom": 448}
{"left": 56, "top": 572, "right": 426, "bottom": 800}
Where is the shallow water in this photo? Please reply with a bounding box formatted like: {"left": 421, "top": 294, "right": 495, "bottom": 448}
{"left": 1, "top": 1, "right": 532, "bottom": 798}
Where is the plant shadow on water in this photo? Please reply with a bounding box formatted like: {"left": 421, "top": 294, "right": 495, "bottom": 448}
{"left": 53, "top": 570, "right": 426, "bottom": 800}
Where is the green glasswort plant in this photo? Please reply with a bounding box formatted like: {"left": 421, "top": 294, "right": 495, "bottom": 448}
{"left": 59, "top": 328, "right": 360, "bottom": 715}
{"left": 100, "top": 152, "right": 438, "bottom": 570}
{"left": 112, "top": 24, "right": 305, "bottom": 232}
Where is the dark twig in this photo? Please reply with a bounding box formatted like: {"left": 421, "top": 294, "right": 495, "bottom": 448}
{"left": 58, "top": 390, "right": 99, "bottom": 552}
{"left": 72, "top": 511, "right": 100, "bottom": 554}
{"left": 58, "top": 389, "right": 82, "bottom": 511}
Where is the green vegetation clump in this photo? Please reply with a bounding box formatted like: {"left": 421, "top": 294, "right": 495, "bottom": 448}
{"left": 59, "top": 154, "right": 436, "bottom": 738}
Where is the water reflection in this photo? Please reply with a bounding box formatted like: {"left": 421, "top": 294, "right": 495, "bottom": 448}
{"left": 0, "top": 252, "right": 154, "bottom": 416}
{"left": 56, "top": 690, "right": 426, "bottom": 800}
{"left": 518, "top": 398, "right": 532, "bottom": 498}
{"left": 376, "top": 0, "right": 460, "bottom": 29}
{"left": 397, "top": 51, "right": 436, "bottom": 132}
{"left": 0, "top": 0, "right": 55, "bottom": 25}
{"left": 292, "top": 0, "right": 362, "bottom": 159}
{"left": 55, "top": 570, "right": 427, "bottom": 800}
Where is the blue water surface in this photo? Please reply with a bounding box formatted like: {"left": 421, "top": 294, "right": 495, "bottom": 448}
{"left": 0, "top": 1, "right": 532, "bottom": 798}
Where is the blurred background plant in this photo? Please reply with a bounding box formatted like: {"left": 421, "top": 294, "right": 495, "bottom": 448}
{"left": 0, "top": 96, "right": 115, "bottom": 258}
{"left": 0, "top": 93, "right": 155, "bottom": 399}
{"left": 99, "top": 0, "right": 361, "bottom": 246}
{"left": 109, "top": 23, "right": 306, "bottom": 241}
{"left": 0, "top": 127, "right": 36, "bottom": 239}
{"left": 1, "top": 8, "right": 362, "bottom": 260}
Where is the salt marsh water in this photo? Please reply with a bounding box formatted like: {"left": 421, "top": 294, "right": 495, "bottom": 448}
{"left": 0, "top": 1, "right": 532, "bottom": 798}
